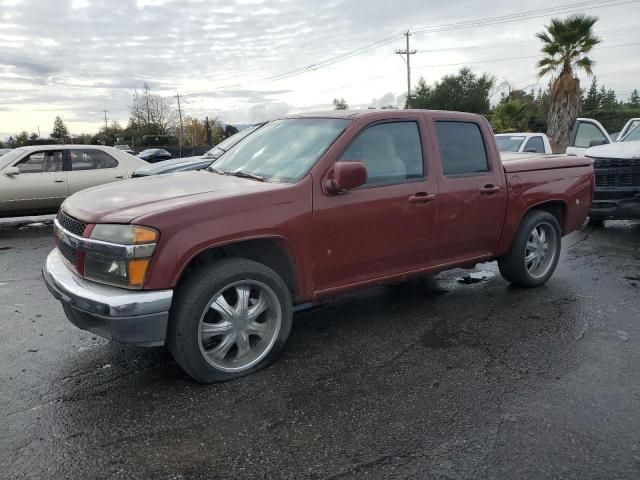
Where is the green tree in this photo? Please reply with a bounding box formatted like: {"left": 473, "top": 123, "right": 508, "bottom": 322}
{"left": 29, "top": 132, "right": 38, "bottom": 142}
{"left": 14, "top": 131, "right": 29, "bottom": 146}
{"left": 409, "top": 67, "right": 495, "bottom": 114}
{"left": 629, "top": 89, "right": 640, "bottom": 108}
{"left": 536, "top": 14, "right": 601, "bottom": 152}
{"left": 599, "top": 87, "right": 618, "bottom": 110}
{"left": 333, "top": 98, "right": 349, "bottom": 110}
{"left": 582, "top": 77, "right": 599, "bottom": 111}
{"left": 491, "top": 99, "right": 537, "bottom": 132}
{"left": 51, "top": 116, "right": 69, "bottom": 139}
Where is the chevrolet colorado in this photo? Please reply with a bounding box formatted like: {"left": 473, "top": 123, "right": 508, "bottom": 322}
{"left": 43, "top": 110, "right": 594, "bottom": 383}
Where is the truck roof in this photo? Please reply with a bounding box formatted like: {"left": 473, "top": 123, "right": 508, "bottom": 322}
{"left": 286, "top": 109, "right": 485, "bottom": 121}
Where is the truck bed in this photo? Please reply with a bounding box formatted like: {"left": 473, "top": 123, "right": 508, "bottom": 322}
{"left": 502, "top": 153, "right": 592, "bottom": 173}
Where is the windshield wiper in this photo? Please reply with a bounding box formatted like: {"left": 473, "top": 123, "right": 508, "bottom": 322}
{"left": 208, "top": 167, "right": 265, "bottom": 182}
{"left": 226, "top": 170, "right": 265, "bottom": 182}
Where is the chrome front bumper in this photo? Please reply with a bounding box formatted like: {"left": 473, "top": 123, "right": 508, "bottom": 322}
{"left": 43, "top": 248, "right": 173, "bottom": 346}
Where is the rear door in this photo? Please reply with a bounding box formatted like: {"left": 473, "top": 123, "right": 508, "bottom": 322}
{"left": 66, "top": 148, "right": 125, "bottom": 195}
{"left": 567, "top": 118, "right": 611, "bottom": 156}
{"left": 0, "top": 149, "right": 68, "bottom": 214}
{"left": 431, "top": 119, "right": 507, "bottom": 265}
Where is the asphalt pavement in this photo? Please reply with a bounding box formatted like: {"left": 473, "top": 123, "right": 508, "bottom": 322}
{"left": 1, "top": 216, "right": 639, "bottom": 479}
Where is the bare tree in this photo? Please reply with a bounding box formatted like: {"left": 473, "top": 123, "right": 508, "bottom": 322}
{"left": 128, "top": 84, "right": 178, "bottom": 135}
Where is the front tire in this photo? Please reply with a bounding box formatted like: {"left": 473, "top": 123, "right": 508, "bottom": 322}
{"left": 498, "top": 210, "right": 561, "bottom": 288}
{"left": 168, "top": 258, "right": 293, "bottom": 383}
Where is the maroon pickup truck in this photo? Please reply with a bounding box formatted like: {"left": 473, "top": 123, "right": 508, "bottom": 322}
{"left": 43, "top": 110, "right": 594, "bottom": 383}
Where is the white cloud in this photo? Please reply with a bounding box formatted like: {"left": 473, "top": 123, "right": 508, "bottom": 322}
{"left": 0, "top": 0, "right": 638, "bottom": 137}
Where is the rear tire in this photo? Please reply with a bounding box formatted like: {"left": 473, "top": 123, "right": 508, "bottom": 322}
{"left": 167, "top": 258, "right": 293, "bottom": 383}
{"left": 498, "top": 210, "right": 561, "bottom": 288}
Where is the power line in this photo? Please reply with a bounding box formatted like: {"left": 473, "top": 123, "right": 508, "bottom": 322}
{"left": 412, "top": 41, "right": 640, "bottom": 70}
{"left": 202, "top": 0, "right": 638, "bottom": 95}
{"left": 411, "top": 0, "right": 640, "bottom": 35}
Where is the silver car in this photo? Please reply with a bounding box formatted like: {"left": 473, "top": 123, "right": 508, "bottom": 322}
{"left": 0, "top": 145, "right": 148, "bottom": 217}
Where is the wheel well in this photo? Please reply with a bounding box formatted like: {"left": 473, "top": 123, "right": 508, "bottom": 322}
{"left": 531, "top": 201, "right": 566, "bottom": 233}
{"left": 178, "top": 238, "right": 299, "bottom": 300}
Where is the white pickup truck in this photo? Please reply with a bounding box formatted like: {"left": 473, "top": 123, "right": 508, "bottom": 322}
{"left": 573, "top": 120, "right": 640, "bottom": 223}
{"left": 566, "top": 117, "right": 640, "bottom": 156}
{"left": 495, "top": 133, "right": 552, "bottom": 154}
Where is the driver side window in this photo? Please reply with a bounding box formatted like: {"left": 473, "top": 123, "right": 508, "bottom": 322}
{"left": 339, "top": 121, "right": 424, "bottom": 186}
{"left": 17, "top": 151, "right": 63, "bottom": 173}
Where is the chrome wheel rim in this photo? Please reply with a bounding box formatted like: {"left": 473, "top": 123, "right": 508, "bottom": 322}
{"left": 198, "top": 280, "right": 282, "bottom": 373}
{"left": 524, "top": 221, "right": 557, "bottom": 279}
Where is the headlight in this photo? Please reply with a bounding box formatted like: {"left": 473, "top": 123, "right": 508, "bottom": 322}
{"left": 84, "top": 224, "right": 158, "bottom": 289}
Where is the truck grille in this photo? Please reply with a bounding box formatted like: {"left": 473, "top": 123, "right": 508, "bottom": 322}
{"left": 57, "top": 210, "right": 87, "bottom": 237}
{"left": 593, "top": 157, "right": 640, "bottom": 188}
{"left": 59, "top": 241, "right": 78, "bottom": 265}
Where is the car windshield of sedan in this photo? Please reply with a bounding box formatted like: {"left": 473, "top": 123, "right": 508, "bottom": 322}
{"left": 0, "top": 148, "right": 26, "bottom": 168}
{"left": 495, "top": 136, "right": 525, "bottom": 152}
{"left": 209, "top": 118, "right": 350, "bottom": 182}
{"left": 203, "top": 123, "right": 265, "bottom": 159}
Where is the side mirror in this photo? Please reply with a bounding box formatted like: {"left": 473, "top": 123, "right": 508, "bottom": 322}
{"left": 589, "top": 139, "right": 606, "bottom": 147}
{"left": 4, "top": 166, "right": 19, "bottom": 176}
{"left": 325, "top": 161, "right": 367, "bottom": 193}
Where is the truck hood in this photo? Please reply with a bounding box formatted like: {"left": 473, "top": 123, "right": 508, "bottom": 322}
{"left": 503, "top": 154, "right": 592, "bottom": 173}
{"left": 585, "top": 141, "right": 640, "bottom": 159}
{"left": 61, "top": 170, "right": 282, "bottom": 224}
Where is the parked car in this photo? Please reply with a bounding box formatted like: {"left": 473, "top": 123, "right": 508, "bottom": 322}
{"left": 495, "top": 133, "right": 552, "bottom": 154}
{"left": 566, "top": 117, "right": 640, "bottom": 156}
{"left": 114, "top": 144, "right": 135, "bottom": 155}
{"left": 0, "top": 145, "right": 147, "bottom": 217}
{"left": 43, "top": 110, "right": 593, "bottom": 383}
{"left": 582, "top": 122, "right": 640, "bottom": 224}
{"left": 0, "top": 148, "right": 12, "bottom": 156}
{"left": 137, "top": 148, "right": 171, "bottom": 163}
{"left": 132, "top": 123, "right": 265, "bottom": 177}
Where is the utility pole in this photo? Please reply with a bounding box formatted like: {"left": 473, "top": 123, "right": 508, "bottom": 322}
{"left": 395, "top": 30, "right": 417, "bottom": 107}
{"left": 205, "top": 116, "right": 211, "bottom": 146}
{"left": 175, "top": 93, "right": 184, "bottom": 158}
{"left": 103, "top": 110, "right": 108, "bottom": 129}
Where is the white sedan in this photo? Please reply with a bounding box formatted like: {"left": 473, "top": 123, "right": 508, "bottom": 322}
{"left": 0, "top": 145, "right": 148, "bottom": 217}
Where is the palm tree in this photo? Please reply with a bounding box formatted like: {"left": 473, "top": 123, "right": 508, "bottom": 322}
{"left": 536, "top": 14, "right": 600, "bottom": 152}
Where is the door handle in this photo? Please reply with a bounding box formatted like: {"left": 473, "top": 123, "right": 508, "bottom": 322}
{"left": 408, "top": 192, "right": 436, "bottom": 204}
{"left": 53, "top": 179, "right": 65, "bottom": 183}
{"left": 115, "top": 175, "right": 124, "bottom": 179}
{"left": 480, "top": 184, "right": 501, "bottom": 195}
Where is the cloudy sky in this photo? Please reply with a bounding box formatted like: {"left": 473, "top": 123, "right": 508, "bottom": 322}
{"left": 1, "top": 0, "right": 639, "bottom": 138}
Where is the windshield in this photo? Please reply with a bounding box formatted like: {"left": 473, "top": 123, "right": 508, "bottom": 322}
{"left": 210, "top": 118, "right": 350, "bottom": 182}
{"left": 0, "top": 148, "right": 26, "bottom": 167}
{"left": 622, "top": 123, "right": 640, "bottom": 142}
{"left": 205, "top": 123, "right": 264, "bottom": 158}
{"left": 495, "top": 136, "right": 525, "bottom": 152}
{"left": 139, "top": 149, "right": 155, "bottom": 155}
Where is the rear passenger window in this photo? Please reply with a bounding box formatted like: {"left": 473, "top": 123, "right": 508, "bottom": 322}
{"left": 70, "top": 149, "right": 118, "bottom": 170}
{"left": 340, "top": 121, "right": 424, "bottom": 185}
{"left": 524, "top": 136, "right": 545, "bottom": 153}
{"left": 435, "top": 121, "right": 489, "bottom": 176}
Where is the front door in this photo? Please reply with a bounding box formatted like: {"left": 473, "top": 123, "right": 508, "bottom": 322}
{"left": 0, "top": 150, "right": 67, "bottom": 215}
{"left": 313, "top": 119, "right": 439, "bottom": 292}
{"left": 566, "top": 118, "right": 611, "bottom": 156}
{"left": 431, "top": 120, "right": 507, "bottom": 266}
